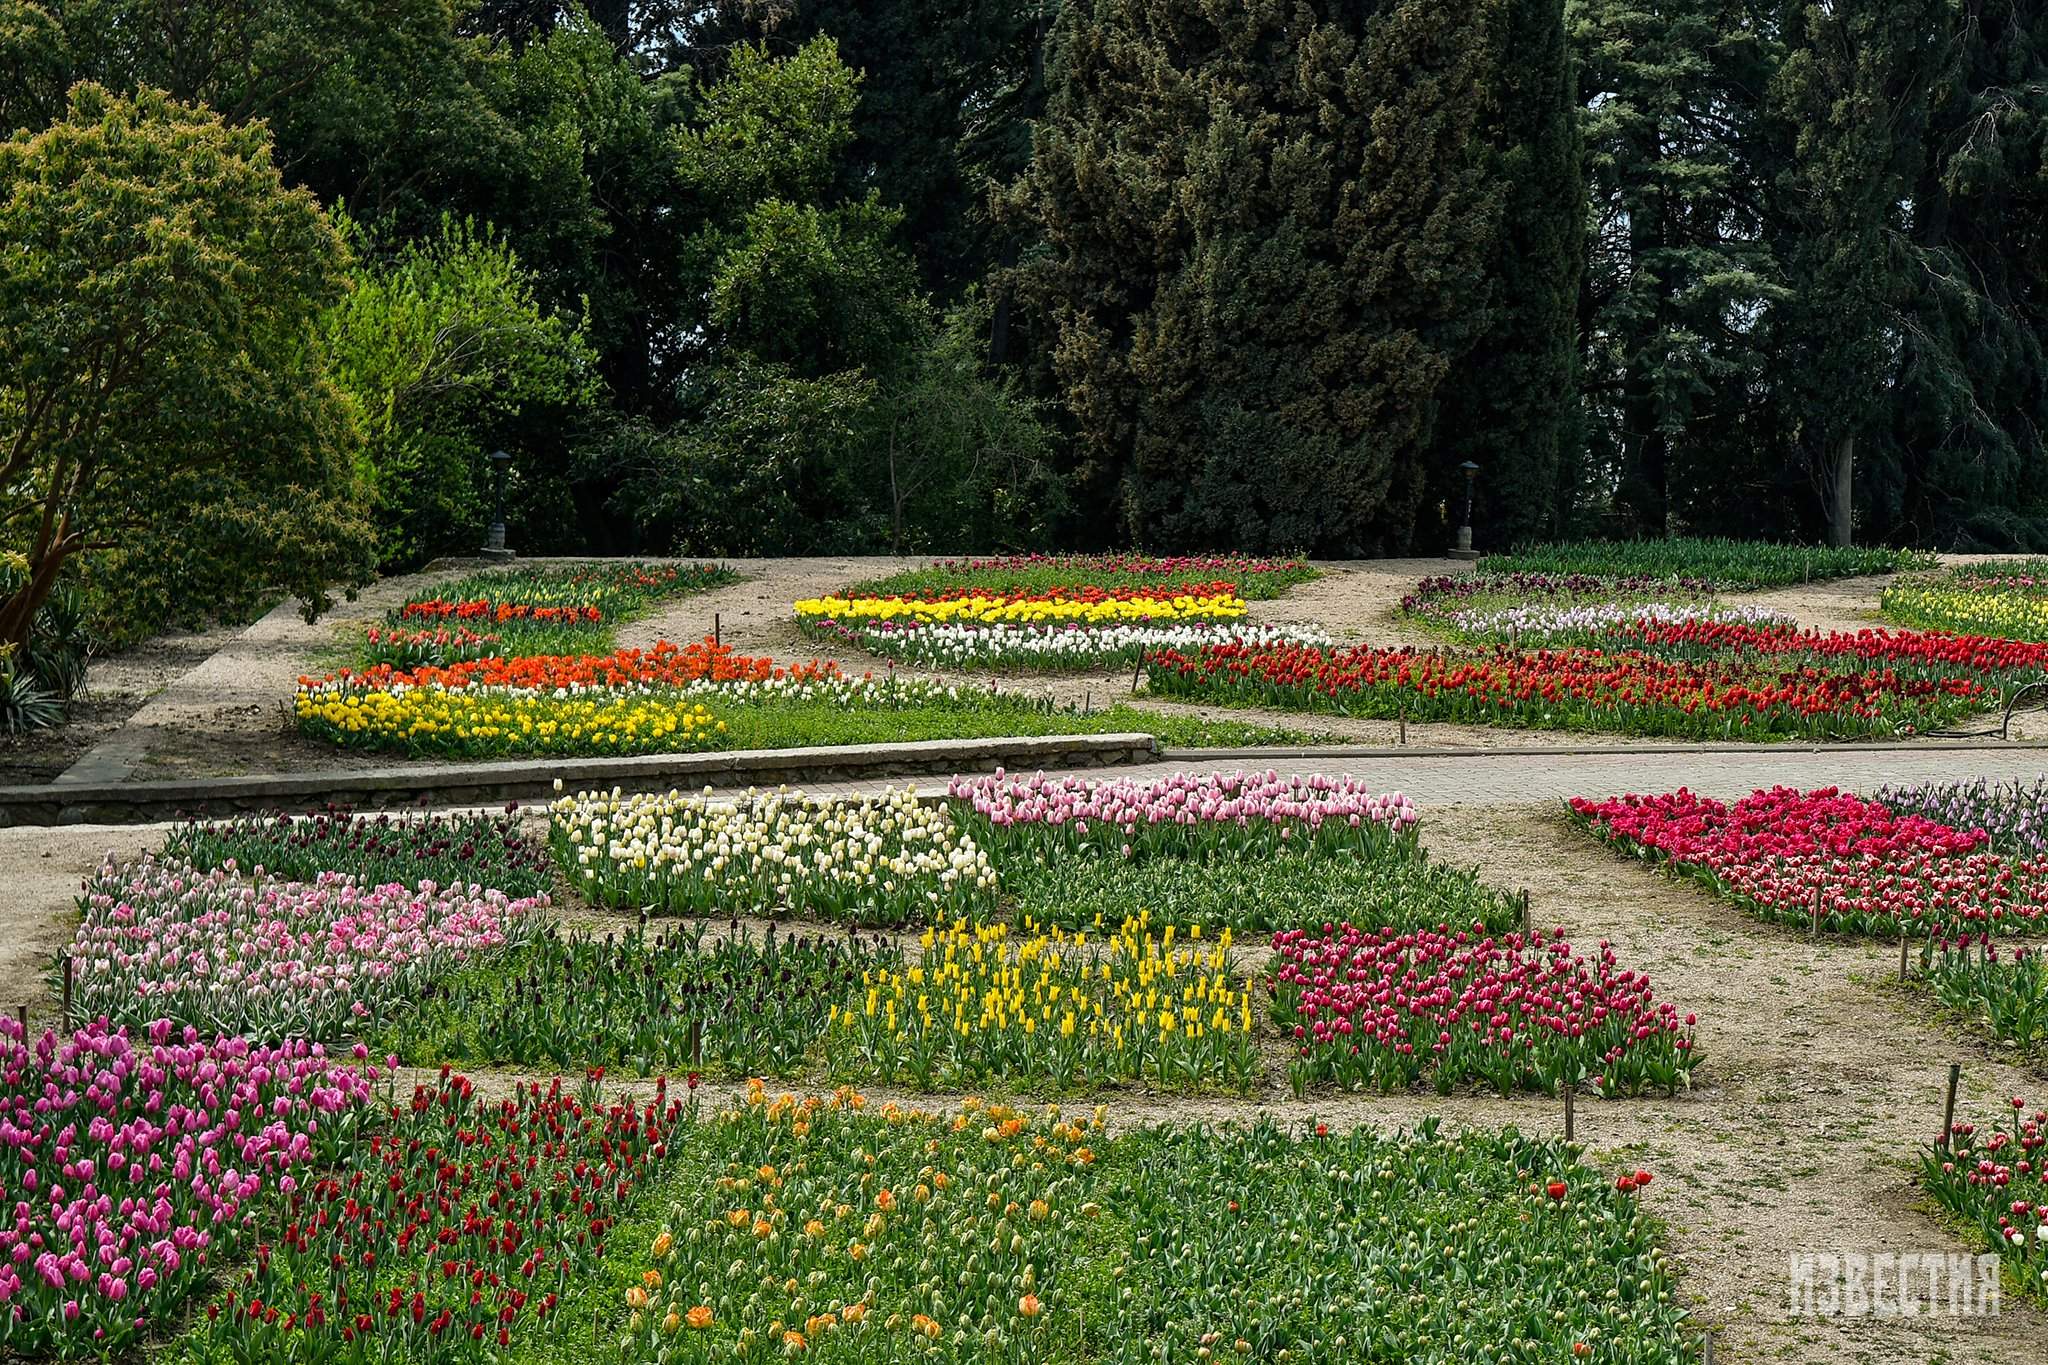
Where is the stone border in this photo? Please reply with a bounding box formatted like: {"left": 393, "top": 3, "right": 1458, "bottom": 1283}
{"left": 0, "top": 734, "right": 1159, "bottom": 826}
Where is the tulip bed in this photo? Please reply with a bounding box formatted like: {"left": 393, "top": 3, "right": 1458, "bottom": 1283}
{"left": 1919, "top": 938, "right": 2048, "bottom": 1053}
{"left": 1475, "top": 537, "right": 1929, "bottom": 588}
{"left": 552, "top": 786, "right": 997, "bottom": 926}
{"left": 376, "top": 562, "right": 736, "bottom": 663}
{"left": 793, "top": 584, "right": 1248, "bottom": 630}
{"left": 1569, "top": 786, "right": 2048, "bottom": 935}
{"left": 1925, "top": 1096, "right": 2048, "bottom": 1297}
{"left": 1144, "top": 622, "right": 2048, "bottom": 739}
{"left": 804, "top": 618, "right": 1335, "bottom": 672}
{"left": 162, "top": 807, "right": 552, "bottom": 898}
{"left": 68, "top": 855, "right": 548, "bottom": 1038}
{"left": 1879, "top": 776, "right": 2048, "bottom": 856}
{"left": 849, "top": 552, "right": 1317, "bottom": 599}
{"left": 1883, "top": 563, "right": 2048, "bottom": 642}
{"left": 1271, "top": 925, "right": 1698, "bottom": 1098}
{"left": 1000, "top": 844, "right": 1522, "bottom": 933}
{"left": 1402, "top": 572, "right": 1794, "bottom": 646}
{"left": 826, "top": 917, "right": 1261, "bottom": 1092}
{"left": 189, "top": 1072, "right": 689, "bottom": 1364}
{"left": 375, "top": 922, "right": 899, "bottom": 1077}
{"left": 298, "top": 638, "right": 1316, "bottom": 757}
{"left": 615, "top": 1088, "right": 1690, "bottom": 1363}
{"left": 0, "top": 1018, "right": 379, "bottom": 1357}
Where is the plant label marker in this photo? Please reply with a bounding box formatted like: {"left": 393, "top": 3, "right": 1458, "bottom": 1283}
{"left": 1939, "top": 1061, "right": 1961, "bottom": 1152}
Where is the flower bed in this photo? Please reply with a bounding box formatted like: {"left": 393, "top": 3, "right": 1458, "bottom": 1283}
{"left": 1475, "top": 537, "right": 1930, "bottom": 588}
{"left": 373, "top": 562, "right": 736, "bottom": 665}
{"left": 1884, "top": 564, "right": 2048, "bottom": 642}
{"left": 552, "top": 786, "right": 997, "bottom": 926}
{"left": 1879, "top": 776, "right": 2048, "bottom": 856}
{"left": 69, "top": 857, "right": 546, "bottom": 1037}
{"left": 0, "top": 1019, "right": 377, "bottom": 1357}
{"left": 850, "top": 552, "right": 1316, "bottom": 598}
{"left": 1002, "top": 845, "right": 1522, "bottom": 933}
{"left": 1569, "top": 786, "right": 2048, "bottom": 934}
{"left": 794, "top": 585, "right": 1248, "bottom": 628}
{"left": 1143, "top": 633, "right": 2034, "bottom": 740}
{"left": 826, "top": 918, "right": 1260, "bottom": 1091}
{"left": 162, "top": 807, "right": 552, "bottom": 898}
{"left": 1270, "top": 925, "right": 1697, "bottom": 1096}
{"left": 807, "top": 618, "right": 1333, "bottom": 671}
{"left": 948, "top": 769, "right": 1418, "bottom": 861}
{"left": 375, "top": 923, "right": 896, "bottom": 1075}
{"left": 1920, "top": 938, "right": 2048, "bottom": 1052}
{"left": 619, "top": 1089, "right": 1689, "bottom": 1363}
{"left": 1925, "top": 1097, "right": 2048, "bottom": 1295}
{"left": 191, "top": 1072, "right": 687, "bottom": 1362}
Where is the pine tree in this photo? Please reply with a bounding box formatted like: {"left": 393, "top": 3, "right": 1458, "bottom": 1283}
{"left": 1432, "top": 0, "right": 1585, "bottom": 550}
{"left": 1011, "top": 0, "right": 1505, "bottom": 553}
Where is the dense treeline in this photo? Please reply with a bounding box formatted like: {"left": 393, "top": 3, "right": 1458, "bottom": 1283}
{"left": 0, "top": 0, "right": 2043, "bottom": 647}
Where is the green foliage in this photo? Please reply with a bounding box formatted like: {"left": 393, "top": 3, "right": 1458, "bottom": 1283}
{"left": 1005, "top": 849, "right": 1523, "bottom": 934}
{"left": 852, "top": 552, "right": 1316, "bottom": 600}
{"left": 1011, "top": 0, "right": 1507, "bottom": 554}
{"left": 0, "top": 0, "right": 65, "bottom": 135}
{"left": 1477, "top": 537, "right": 1931, "bottom": 588}
{"left": 0, "top": 83, "right": 372, "bottom": 650}
{"left": 163, "top": 807, "right": 553, "bottom": 898}
{"left": 324, "top": 214, "right": 599, "bottom": 568}
{"left": 0, "top": 658, "right": 60, "bottom": 733}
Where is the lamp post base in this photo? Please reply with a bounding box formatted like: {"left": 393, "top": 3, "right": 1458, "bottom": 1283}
{"left": 1446, "top": 524, "right": 1478, "bottom": 561}
{"left": 1445, "top": 548, "right": 1480, "bottom": 561}
{"left": 479, "top": 546, "right": 517, "bottom": 562}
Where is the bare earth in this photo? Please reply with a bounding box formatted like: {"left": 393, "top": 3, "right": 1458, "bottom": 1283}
{"left": 3, "top": 557, "right": 2047, "bottom": 1361}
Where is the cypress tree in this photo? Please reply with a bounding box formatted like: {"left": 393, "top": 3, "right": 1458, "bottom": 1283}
{"left": 1010, "top": 0, "right": 1505, "bottom": 554}
{"left": 1433, "top": 0, "right": 1584, "bottom": 550}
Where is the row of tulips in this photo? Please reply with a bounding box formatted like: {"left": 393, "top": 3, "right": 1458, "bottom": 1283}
{"left": 1919, "top": 937, "right": 2048, "bottom": 1052}
{"left": 1925, "top": 1098, "right": 2048, "bottom": 1294}
{"left": 1569, "top": 786, "right": 2048, "bottom": 934}
{"left": 1878, "top": 776, "right": 2048, "bottom": 856}
{"left": 618, "top": 1088, "right": 1690, "bottom": 1363}
{"left": 68, "top": 856, "right": 547, "bottom": 1039}
{"left": 552, "top": 786, "right": 997, "bottom": 926}
{"left": 852, "top": 552, "right": 1316, "bottom": 599}
{"left": 804, "top": 618, "right": 1334, "bottom": 672}
{"left": 947, "top": 768, "right": 1419, "bottom": 862}
{"left": 1270, "top": 925, "right": 1699, "bottom": 1097}
{"left": 303, "top": 639, "right": 839, "bottom": 699}
{"left": 377, "top": 921, "right": 900, "bottom": 1077}
{"left": 1141, "top": 639, "right": 2013, "bottom": 740}
{"left": 162, "top": 807, "right": 552, "bottom": 899}
{"left": 191, "top": 1071, "right": 689, "bottom": 1364}
{"left": 1883, "top": 567, "right": 2048, "bottom": 643}
{"left": 793, "top": 587, "right": 1248, "bottom": 628}
{"left": 824, "top": 917, "right": 1261, "bottom": 1092}
{"left": 0, "top": 1019, "right": 380, "bottom": 1356}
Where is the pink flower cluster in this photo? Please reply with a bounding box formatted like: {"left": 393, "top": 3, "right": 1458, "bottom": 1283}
{"left": 1270, "top": 924, "right": 1698, "bottom": 1096}
{"left": 1570, "top": 786, "right": 2048, "bottom": 934}
{"left": 1926, "top": 1098, "right": 2048, "bottom": 1280}
{"left": 0, "top": 1017, "right": 378, "bottom": 1354}
{"left": 69, "top": 858, "right": 548, "bottom": 1040}
{"left": 947, "top": 768, "right": 1419, "bottom": 860}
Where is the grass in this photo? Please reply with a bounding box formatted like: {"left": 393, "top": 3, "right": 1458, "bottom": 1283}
{"left": 366, "top": 560, "right": 738, "bottom": 663}
{"left": 849, "top": 552, "right": 1317, "bottom": 600}
{"left": 1478, "top": 537, "right": 1931, "bottom": 588}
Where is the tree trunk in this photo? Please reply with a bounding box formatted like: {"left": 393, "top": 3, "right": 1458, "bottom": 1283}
{"left": 0, "top": 549, "right": 67, "bottom": 654}
{"left": 1827, "top": 434, "right": 1855, "bottom": 548}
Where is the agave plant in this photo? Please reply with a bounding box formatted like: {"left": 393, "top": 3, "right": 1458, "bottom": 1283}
{"left": 0, "top": 657, "right": 62, "bottom": 734}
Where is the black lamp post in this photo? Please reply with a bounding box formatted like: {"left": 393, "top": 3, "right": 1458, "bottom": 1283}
{"left": 481, "top": 449, "right": 514, "bottom": 560}
{"left": 1449, "top": 461, "right": 1481, "bottom": 560}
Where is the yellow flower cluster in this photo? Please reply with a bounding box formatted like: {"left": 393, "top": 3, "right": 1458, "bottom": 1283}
{"left": 628, "top": 1087, "right": 1095, "bottom": 1359}
{"left": 293, "top": 687, "right": 726, "bottom": 757}
{"left": 826, "top": 916, "right": 1260, "bottom": 1090}
{"left": 1882, "top": 579, "right": 2048, "bottom": 643}
{"left": 792, "top": 592, "right": 1246, "bottom": 626}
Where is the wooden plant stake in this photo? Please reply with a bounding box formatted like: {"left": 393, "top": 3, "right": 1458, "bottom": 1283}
{"left": 1130, "top": 654, "right": 1144, "bottom": 695}
{"left": 714, "top": 612, "right": 721, "bottom": 645}
{"left": 1899, "top": 931, "right": 1909, "bottom": 982}
{"left": 1939, "top": 1062, "right": 1961, "bottom": 1152}
{"left": 1563, "top": 1083, "right": 1576, "bottom": 1144}
{"left": 688, "top": 1019, "right": 703, "bottom": 1067}
{"left": 1520, "top": 890, "right": 1532, "bottom": 935}
{"left": 14, "top": 1004, "right": 25, "bottom": 1036}
{"left": 1703, "top": 1331, "right": 1715, "bottom": 1365}
{"left": 1809, "top": 886, "right": 1822, "bottom": 937}
{"left": 61, "top": 958, "right": 73, "bottom": 1027}
{"left": 1398, "top": 706, "right": 1407, "bottom": 747}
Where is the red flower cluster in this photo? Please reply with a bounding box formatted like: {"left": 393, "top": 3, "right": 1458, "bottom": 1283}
{"left": 196, "top": 1071, "right": 685, "bottom": 1361}
{"left": 301, "top": 637, "right": 843, "bottom": 696}
{"left": 399, "top": 600, "right": 604, "bottom": 626}
{"left": 1269, "top": 924, "right": 1697, "bottom": 1097}
{"left": 1570, "top": 787, "right": 2048, "bottom": 934}
{"left": 1142, "top": 635, "right": 2012, "bottom": 740}
{"left": 1925, "top": 1097, "right": 2047, "bottom": 1277}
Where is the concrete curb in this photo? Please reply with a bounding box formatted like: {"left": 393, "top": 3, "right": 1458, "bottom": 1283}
{"left": 0, "top": 734, "right": 1159, "bottom": 827}
{"left": 1165, "top": 738, "right": 2048, "bottom": 762}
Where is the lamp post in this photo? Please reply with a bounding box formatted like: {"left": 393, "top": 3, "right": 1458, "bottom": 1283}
{"left": 1449, "top": 461, "right": 1480, "bottom": 560}
{"left": 481, "top": 449, "right": 514, "bottom": 561}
